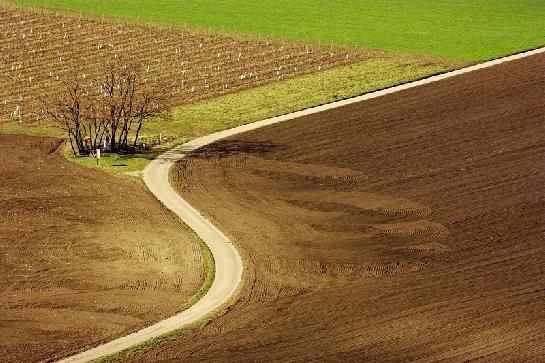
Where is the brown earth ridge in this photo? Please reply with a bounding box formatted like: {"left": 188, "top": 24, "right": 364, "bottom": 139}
{"left": 0, "top": 135, "right": 206, "bottom": 361}
{"left": 134, "top": 52, "right": 545, "bottom": 361}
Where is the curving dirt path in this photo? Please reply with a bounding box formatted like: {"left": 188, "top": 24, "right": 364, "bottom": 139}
{"left": 60, "top": 46, "right": 544, "bottom": 362}
{"left": 59, "top": 144, "right": 243, "bottom": 363}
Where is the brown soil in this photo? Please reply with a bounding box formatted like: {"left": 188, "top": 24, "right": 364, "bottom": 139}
{"left": 0, "top": 135, "right": 205, "bottom": 361}
{"left": 136, "top": 53, "right": 545, "bottom": 361}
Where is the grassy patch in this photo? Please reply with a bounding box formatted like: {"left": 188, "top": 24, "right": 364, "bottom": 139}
{"left": 146, "top": 57, "right": 452, "bottom": 137}
{"left": 12, "top": 0, "right": 545, "bottom": 60}
{"left": 61, "top": 137, "right": 189, "bottom": 183}
{"left": 0, "top": 122, "right": 63, "bottom": 137}
{"left": 186, "top": 232, "right": 215, "bottom": 307}
{"left": 91, "top": 320, "right": 200, "bottom": 363}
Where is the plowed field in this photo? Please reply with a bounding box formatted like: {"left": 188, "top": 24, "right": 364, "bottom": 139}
{"left": 0, "top": 135, "right": 205, "bottom": 361}
{"left": 141, "top": 53, "right": 545, "bottom": 361}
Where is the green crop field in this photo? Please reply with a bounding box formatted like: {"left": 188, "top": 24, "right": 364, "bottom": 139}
{"left": 11, "top": 0, "right": 545, "bottom": 61}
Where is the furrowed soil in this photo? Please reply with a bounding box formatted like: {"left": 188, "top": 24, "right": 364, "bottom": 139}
{"left": 0, "top": 135, "right": 205, "bottom": 361}
{"left": 139, "top": 53, "right": 545, "bottom": 361}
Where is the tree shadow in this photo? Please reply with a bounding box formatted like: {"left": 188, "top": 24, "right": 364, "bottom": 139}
{"left": 190, "top": 139, "right": 281, "bottom": 159}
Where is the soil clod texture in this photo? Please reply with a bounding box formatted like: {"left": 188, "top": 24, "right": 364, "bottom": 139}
{"left": 140, "top": 53, "right": 545, "bottom": 361}
{"left": 0, "top": 135, "right": 206, "bottom": 361}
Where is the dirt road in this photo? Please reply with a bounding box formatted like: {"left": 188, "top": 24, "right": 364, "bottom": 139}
{"left": 132, "top": 52, "right": 545, "bottom": 361}
{"left": 0, "top": 136, "right": 205, "bottom": 361}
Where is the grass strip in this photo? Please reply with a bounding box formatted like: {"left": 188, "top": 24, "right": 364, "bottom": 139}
{"left": 92, "top": 318, "right": 207, "bottom": 363}
{"left": 185, "top": 230, "right": 215, "bottom": 308}
{"left": 145, "top": 56, "right": 454, "bottom": 143}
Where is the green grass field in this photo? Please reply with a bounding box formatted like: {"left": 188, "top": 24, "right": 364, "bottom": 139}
{"left": 12, "top": 0, "right": 545, "bottom": 61}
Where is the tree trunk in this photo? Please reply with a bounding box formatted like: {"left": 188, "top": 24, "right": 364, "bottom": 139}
{"left": 67, "top": 130, "right": 77, "bottom": 157}
{"left": 110, "top": 127, "right": 117, "bottom": 152}
{"left": 117, "top": 128, "right": 124, "bottom": 150}
{"left": 133, "top": 119, "right": 143, "bottom": 148}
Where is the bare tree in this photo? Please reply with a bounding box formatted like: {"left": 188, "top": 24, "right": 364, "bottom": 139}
{"left": 43, "top": 58, "right": 170, "bottom": 156}
{"left": 101, "top": 60, "right": 170, "bottom": 151}
{"left": 43, "top": 75, "right": 94, "bottom": 156}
